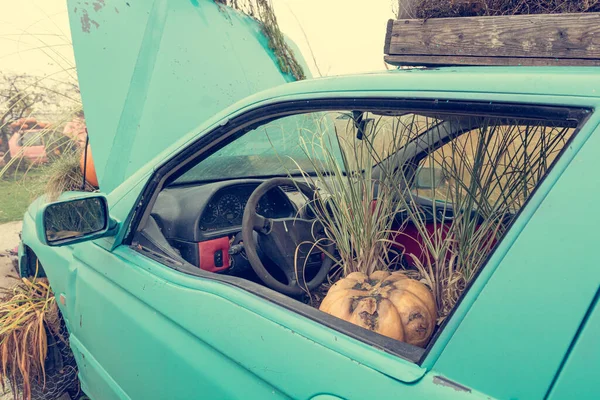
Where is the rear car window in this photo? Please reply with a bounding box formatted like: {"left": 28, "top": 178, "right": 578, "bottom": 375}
{"left": 412, "top": 122, "right": 576, "bottom": 212}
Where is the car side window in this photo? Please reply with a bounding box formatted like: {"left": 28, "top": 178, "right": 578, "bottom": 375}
{"left": 412, "top": 122, "right": 575, "bottom": 210}
{"left": 405, "top": 119, "right": 575, "bottom": 317}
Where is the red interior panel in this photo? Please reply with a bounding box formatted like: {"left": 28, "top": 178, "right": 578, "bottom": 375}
{"left": 391, "top": 221, "right": 496, "bottom": 266}
{"left": 198, "top": 237, "right": 230, "bottom": 273}
{"left": 391, "top": 222, "right": 451, "bottom": 264}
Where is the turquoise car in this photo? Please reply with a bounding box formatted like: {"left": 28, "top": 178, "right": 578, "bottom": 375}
{"left": 17, "top": 1, "right": 600, "bottom": 399}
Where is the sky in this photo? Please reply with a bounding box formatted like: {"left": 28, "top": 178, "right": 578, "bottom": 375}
{"left": 0, "top": 0, "right": 397, "bottom": 78}
{"left": 274, "top": 0, "right": 396, "bottom": 76}
{"left": 0, "top": 0, "right": 74, "bottom": 77}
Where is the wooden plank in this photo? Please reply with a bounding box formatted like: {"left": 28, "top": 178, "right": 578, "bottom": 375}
{"left": 385, "top": 55, "right": 600, "bottom": 67}
{"left": 384, "top": 19, "right": 393, "bottom": 55}
{"left": 385, "top": 13, "right": 600, "bottom": 61}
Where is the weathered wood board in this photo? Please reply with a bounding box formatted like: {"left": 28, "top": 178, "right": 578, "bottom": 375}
{"left": 384, "top": 13, "right": 600, "bottom": 67}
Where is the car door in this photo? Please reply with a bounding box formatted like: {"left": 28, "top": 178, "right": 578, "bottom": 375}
{"left": 60, "top": 90, "right": 599, "bottom": 400}
{"left": 67, "top": 240, "right": 291, "bottom": 399}
{"left": 59, "top": 104, "right": 465, "bottom": 399}
{"left": 68, "top": 236, "right": 466, "bottom": 400}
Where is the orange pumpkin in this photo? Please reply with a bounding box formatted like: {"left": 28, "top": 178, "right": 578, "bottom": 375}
{"left": 80, "top": 145, "right": 98, "bottom": 187}
{"left": 319, "top": 271, "right": 436, "bottom": 347}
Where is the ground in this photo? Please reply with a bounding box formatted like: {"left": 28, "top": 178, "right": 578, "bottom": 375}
{"left": 0, "top": 170, "right": 44, "bottom": 223}
{"left": 0, "top": 221, "right": 21, "bottom": 290}
{"left": 0, "top": 221, "right": 22, "bottom": 400}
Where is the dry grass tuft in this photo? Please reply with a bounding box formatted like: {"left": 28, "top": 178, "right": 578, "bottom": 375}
{"left": 287, "top": 112, "right": 412, "bottom": 283}
{"left": 396, "top": 119, "right": 574, "bottom": 321}
{"left": 402, "top": 0, "right": 600, "bottom": 19}
{"left": 280, "top": 110, "right": 575, "bottom": 324}
{"left": 215, "top": 0, "right": 306, "bottom": 80}
{"left": 0, "top": 276, "right": 62, "bottom": 400}
{"left": 44, "top": 149, "right": 95, "bottom": 201}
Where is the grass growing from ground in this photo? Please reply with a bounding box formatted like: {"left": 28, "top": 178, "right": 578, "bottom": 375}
{"left": 0, "top": 169, "right": 45, "bottom": 223}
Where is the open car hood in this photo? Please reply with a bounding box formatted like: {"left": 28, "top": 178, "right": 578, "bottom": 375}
{"left": 69, "top": 0, "right": 306, "bottom": 192}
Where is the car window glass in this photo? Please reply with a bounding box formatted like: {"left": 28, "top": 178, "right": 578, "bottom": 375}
{"left": 412, "top": 122, "right": 576, "bottom": 212}
{"left": 174, "top": 111, "right": 431, "bottom": 184}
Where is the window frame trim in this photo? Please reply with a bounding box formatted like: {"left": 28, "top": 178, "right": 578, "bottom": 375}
{"left": 123, "top": 97, "right": 592, "bottom": 366}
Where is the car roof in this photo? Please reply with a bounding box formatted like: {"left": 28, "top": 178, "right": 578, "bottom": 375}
{"left": 243, "top": 66, "right": 600, "bottom": 102}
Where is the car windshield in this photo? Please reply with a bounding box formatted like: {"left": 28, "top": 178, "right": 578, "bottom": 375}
{"left": 174, "top": 110, "right": 429, "bottom": 184}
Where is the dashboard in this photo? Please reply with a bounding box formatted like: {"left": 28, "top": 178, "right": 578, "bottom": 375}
{"left": 150, "top": 180, "right": 297, "bottom": 242}
{"left": 199, "top": 184, "right": 294, "bottom": 232}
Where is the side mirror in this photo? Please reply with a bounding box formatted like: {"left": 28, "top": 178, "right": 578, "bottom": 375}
{"left": 414, "top": 166, "right": 447, "bottom": 189}
{"left": 37, "top": 194, "right": 117, "bottom": 246}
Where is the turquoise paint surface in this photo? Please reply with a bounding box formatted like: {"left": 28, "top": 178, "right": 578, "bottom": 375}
{"left": 20, "top": 69, "right": 600, "bottom": 398}
{"left": 20, "top": 211, "right": 492, "bottom": 399}
{"left": 68, "top": 0, "right": 308, "bottom": 193}
{"left": 547, "top": 290, "right": 600, "bottom": 400}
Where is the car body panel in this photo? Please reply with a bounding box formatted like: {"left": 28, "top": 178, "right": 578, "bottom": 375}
{"left": 20, "top": 72, "right": 600, "bottom": 399}
{"left": 433, "top": 112, "right": 600, "bottom": 399}
{"left": 546, "top": 290, "right": 600, "bottom": 400}
{"left": 21, "top": 212, "right": 493, "bottom": 400}
{"left": 68, "top": 0, "right": 307, "bottom": 192}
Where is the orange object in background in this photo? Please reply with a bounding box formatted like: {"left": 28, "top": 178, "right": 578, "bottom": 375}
{"left": 63, "top": 115, "right": 87, "bottom": 147}
{"left": 9, "top": 118, "right": 46, "bottom": 130}
{"left": 8, "top": 130, "right": 48, "bottom": 164}
{"left": 7, "top": 118, "right": 50, "bottom": 164}
{"left": 80, "top": 144, "right": 98, "bottom": 187}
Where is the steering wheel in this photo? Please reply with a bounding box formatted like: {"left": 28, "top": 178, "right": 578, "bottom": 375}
{"left": 241, "top": 178, "right": 333, "bottom": 296}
